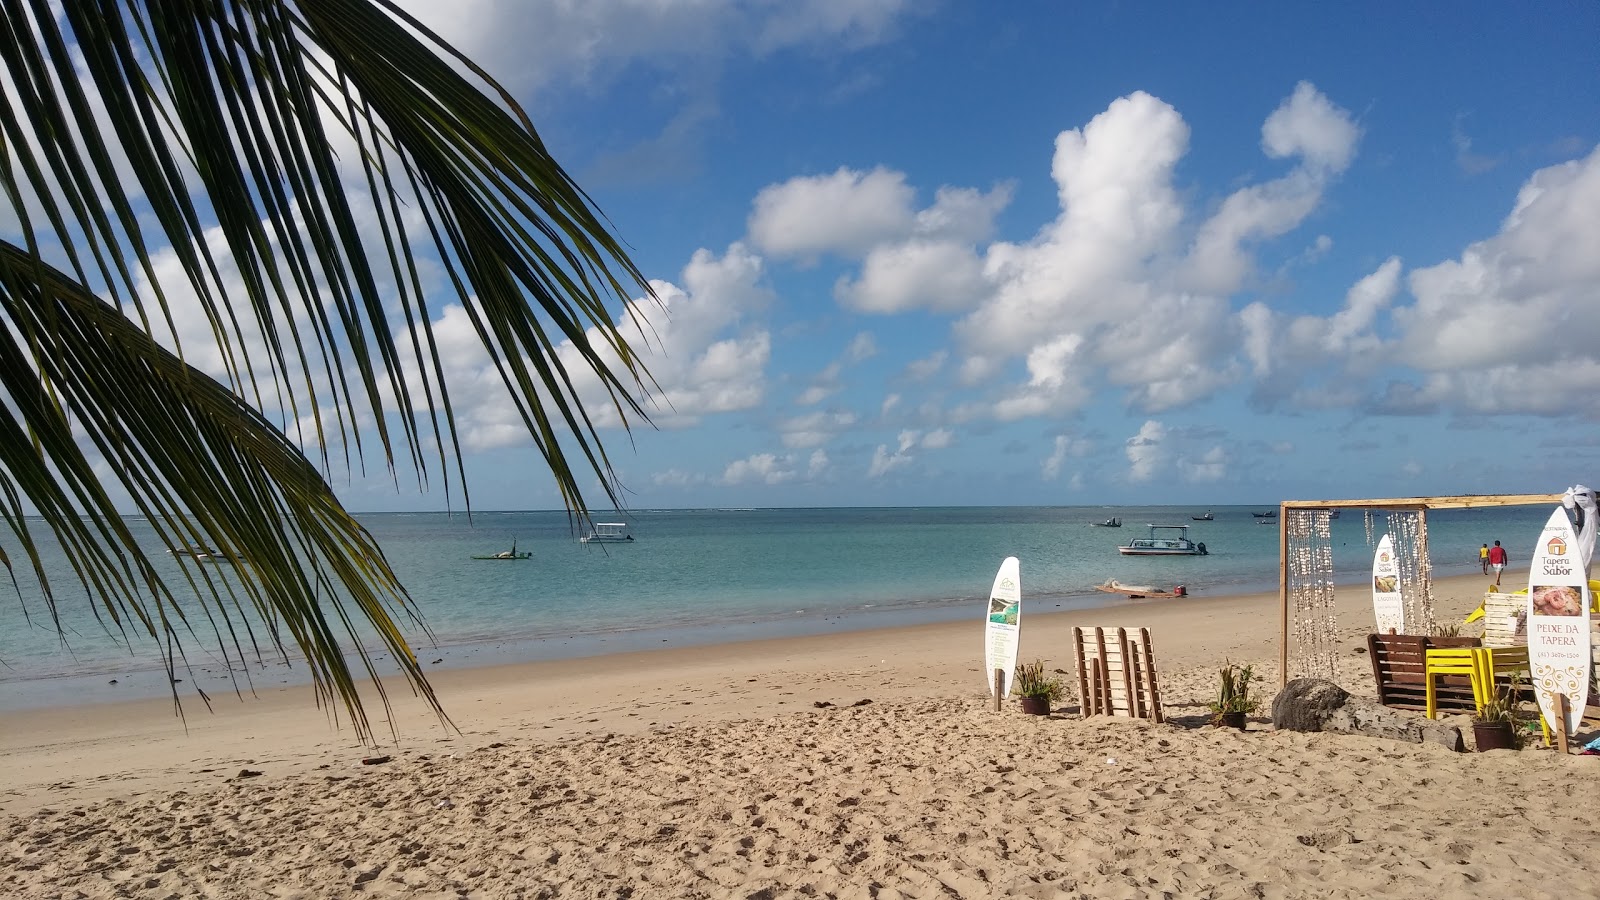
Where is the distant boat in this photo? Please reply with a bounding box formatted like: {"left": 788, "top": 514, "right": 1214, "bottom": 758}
{"left": 1117, "top": 524, "right": 1208, "bottom": 556}
{"left": 1090, "top": 517, "right": 1122, "bottom": 527}
{"left": 1191, "top": 512, "right": 1213, "bottom": 521}
{"left": 473, "top": 539, "right": 531, "bottom": 560}
{"left": 1252, "top": 511, "right": 1277, "bottom": 518}
{"left": 581, "top": 522, "right": 634, "bottom": 543}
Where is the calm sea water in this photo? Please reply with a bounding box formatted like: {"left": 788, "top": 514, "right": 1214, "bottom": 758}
{"left": 0, "top": 504, "right": 1553, "bottom": 710}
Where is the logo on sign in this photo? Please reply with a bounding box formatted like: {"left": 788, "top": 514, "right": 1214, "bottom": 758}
{"left": 1548, "top": 536, "right": 1568, "bottom": 556}
{"left": 1379, "top": 551, "right": 1390, "bottom": 563}
{"left": 1000, "top": 577, "right": 1015, "bottom": 590}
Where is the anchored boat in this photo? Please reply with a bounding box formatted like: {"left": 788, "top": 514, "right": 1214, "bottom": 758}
{"left": 1117, "top": 524, "right": 1208, "bottom": 556}
{"left": 580, "top": 522, "right": 634, "bottom": 543}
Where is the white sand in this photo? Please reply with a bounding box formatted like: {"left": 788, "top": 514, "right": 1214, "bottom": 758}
{"left": 4, "top": 574, "right": 1597, "bottom": 899}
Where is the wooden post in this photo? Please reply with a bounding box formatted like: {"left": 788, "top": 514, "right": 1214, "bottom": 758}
{"left": 992, "top": 668, "right": 1004, "bottom": 712}
{"left": 1278, "top": 503, "right": 1290, "bottom": 687}
{"left": 1554, "top": 693, "right": 1570, "bottom": 754}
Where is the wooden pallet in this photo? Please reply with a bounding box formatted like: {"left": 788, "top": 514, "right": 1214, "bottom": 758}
{"left": 1073, "top": 626, "right": 1164, "bottom": 723}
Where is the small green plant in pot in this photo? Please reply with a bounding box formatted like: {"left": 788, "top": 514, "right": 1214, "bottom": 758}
{"left": 1208, "top": 661, "right": 1258, "bottom": 729}
{"left": 1014, "top": 660, "right": 1063, "bottom": 715}
{"left": 1472, "top": 671, "right": 1523, "bottom": 752}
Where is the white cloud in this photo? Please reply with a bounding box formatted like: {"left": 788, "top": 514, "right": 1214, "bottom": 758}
{"left": 778, "top": 410, "right": 859, "bottom": 448}
{"left": 652, "top": 468, "right": 706, "bottom": 488}
{"left": 1125, "top": 420, "right": 1167, "bottom": 483}
{"left": 835, "top": 239, "right": 989, "bottom": 313}
{"left": 920, "top": 428, "right": 954, "bottom": 449}
{"left": 795, "top": 331, "right": 879, "bottom": 405}
{"left": 721, "top": 452, "right": 798, "bottom": 485}
{"left": 405, "top": 243, "right": 774, "bottom": 451}
{"left": 394, "top": 0, "right": 916, "bottom": 98}
{"left": 747, "top": 167, "right": 916, "bottom": 260}
{"left": 946, "top": 84, "right": 1361, "bottom": 423}
{"left": 1042, "top": 433, "right": 1091, "bottom": 480}
{"left": 867, "top": 428, "right": 922, "bottom": 477}
{"left": 806, "top": 448, "right": 831, "bottom": 479}
{"left": 1178, "top": 445, "right": 1228, "bottom": 483}
{"left": 903, "top": 350, "right": 947, "bottom": 381}
{"left": 1261, "top": 81, "right": 1361, "bottom": 173}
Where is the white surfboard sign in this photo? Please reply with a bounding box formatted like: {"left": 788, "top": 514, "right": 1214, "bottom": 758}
{"left": 1371, "top": 533, "right": 1405, "bottom": 634}
{"left": 983, "top": 556, "right": 1021, "bottom": 698}
{"left": 1527, "top": 506, "right": 1593, "bottom": 732}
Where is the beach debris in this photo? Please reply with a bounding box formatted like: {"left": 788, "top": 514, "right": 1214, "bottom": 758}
{"left": 235, "top": 769, "right": 263, "bottom": 779}
{"left": 431, "top": 658, "right": 443, "bottom": 664}
{"left": 361, "top": 756, "right": 392, "bottom": 766}
{"left": 851, "top": 698, "right": 872, "bottom": 707}
{"left": 813, "top": 701, "right": 834, "bottom": 708}
{"left": 436, "top": 798, "right": 454, "bottom": 809}
{"left": 1105, "top": 758, "right": 1117, "bottom": 766}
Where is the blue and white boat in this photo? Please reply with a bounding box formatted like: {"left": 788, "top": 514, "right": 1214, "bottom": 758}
{"left": 1117, "top": 524, "right": 1208, "bottom": 557}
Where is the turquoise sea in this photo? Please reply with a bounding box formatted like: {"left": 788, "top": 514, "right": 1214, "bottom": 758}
{"left": 0, "top": 504, "right": 1555, "bottom": 710}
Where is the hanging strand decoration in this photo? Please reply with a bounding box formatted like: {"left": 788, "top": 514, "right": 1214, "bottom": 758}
{"left": 1287, "top": 508, "right": 1338, "bottom": 679}
{"left": 1385, "top": 509, "right": 1437, "bottom": 636}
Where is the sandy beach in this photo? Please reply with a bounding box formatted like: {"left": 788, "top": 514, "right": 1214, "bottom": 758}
{"left": 4, "top": 572, "right": 1598, "bottom": 899}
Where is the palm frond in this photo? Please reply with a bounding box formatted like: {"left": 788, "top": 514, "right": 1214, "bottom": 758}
{"left": 0, "top": 0, "right": 657, "bottom": 736}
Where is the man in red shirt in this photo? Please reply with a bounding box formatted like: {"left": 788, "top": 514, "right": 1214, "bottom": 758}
{"left": 1487, "top": 540, "right": 1508, "bottom": 586}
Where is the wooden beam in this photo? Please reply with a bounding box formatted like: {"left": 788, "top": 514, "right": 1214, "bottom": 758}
{"left": 1281, "top": 494, "right": 1562, "bottom": 511}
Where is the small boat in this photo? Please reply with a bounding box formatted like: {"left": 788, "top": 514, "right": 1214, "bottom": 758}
{"left": 1117, "top": 524, "right": 1208, "bottom": 556}
{"left": 1191, "top": 512, "right": 1213, "bottom": 521}
{"left": 1252, "top": 511, "right": 1277, "bottom": 518}
{"left": 1257, "top": 519, "right": 1277, "bottom": 526}
{"left": 168, "top": 543, "right": 217, "bottom": 557}
{"left": 472, "top": 539, "right": 531, "bottom": 560}
{"left": 580, "top": 522, "right": 634, "bottom": 543}
{"left": 1090, "top": 517, "right": 1122, "bottom": 527}
{"left": 1095, "top": 578, "right": 1189, "bottom": 600}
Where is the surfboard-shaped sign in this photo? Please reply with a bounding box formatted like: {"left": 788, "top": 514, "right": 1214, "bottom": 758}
{"left": 983, "top": 556, "right": 1021, "bottom": 698}
{"left": 1371, "top": 533, "right": 1405, "bottom": 634}
{"left": 1527, "top": 506, "right": 1593, "bottom": 732}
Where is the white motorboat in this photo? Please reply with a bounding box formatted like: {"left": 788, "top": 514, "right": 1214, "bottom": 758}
{"left": 580, "top": 522, "right": 634, "bottom": 543}
{"left": 1117, "top": 524, "right": 1208, "bottom": 557}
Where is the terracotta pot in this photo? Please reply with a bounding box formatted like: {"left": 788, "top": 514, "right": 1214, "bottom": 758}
{"left": 1018, "top": 696, "right": 1052, "bottom": 715}
{"left": 1218, "top": 711, "right": 1247, "bottom": 731}
{"left": 1473, "top": 720, "right": 1516, "bottom": 752}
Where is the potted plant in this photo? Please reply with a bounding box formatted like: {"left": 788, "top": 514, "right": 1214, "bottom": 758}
{"left": 1472, "top": 673, "right": 1522, "bottom": 752}
{"left": 1014, "top": 660, "right": 1063, "bottom": 715}
{"left": 1208, "top": 661, "right": 1258, "bottom": 730}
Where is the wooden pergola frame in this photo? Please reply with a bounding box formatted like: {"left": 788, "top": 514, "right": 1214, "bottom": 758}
{"left": 1275, "top": 493, "right": 1564, "bottom": 686}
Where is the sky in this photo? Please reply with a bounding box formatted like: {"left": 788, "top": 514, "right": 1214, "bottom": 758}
{"left": 14, "top": 2, "right": 1600, "bottom": 514}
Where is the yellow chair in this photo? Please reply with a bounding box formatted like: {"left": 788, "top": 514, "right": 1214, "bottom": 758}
{"left": 1423, "top": 648, "right": 1484, "bottom": 719}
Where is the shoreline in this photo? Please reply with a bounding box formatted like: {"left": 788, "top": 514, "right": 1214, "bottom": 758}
{"left": 0, "top": 560, "right": 1515, "bottom": 715}
{"left": 0, "top": 573, "right": 1504, "bottom": 817}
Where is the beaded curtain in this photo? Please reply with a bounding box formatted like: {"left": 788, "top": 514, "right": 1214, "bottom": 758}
{"left": 1287, "top": 508, "right": 1337, "bottom": 679}
{"left": 1363, "top": 509, "right": 1436, "bottom": 636}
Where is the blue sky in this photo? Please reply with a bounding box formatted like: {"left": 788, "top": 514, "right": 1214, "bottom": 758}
{"left": 11, "top": 2, "right": 1599, "bottom": 514}
{"left": 353, "top": 1, "right": 1600, "bottom": 512}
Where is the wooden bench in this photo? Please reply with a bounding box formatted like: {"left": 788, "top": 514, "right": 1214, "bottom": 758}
{"left": 1368, "top": 633, "right": 1480, "bottom": 713}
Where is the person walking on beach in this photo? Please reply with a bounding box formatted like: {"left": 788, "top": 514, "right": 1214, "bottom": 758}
{"left": 1480, "top": 543, "right": 1490, "bottom": 575}
{"left": 1488, "top": 540, "right": 1508, "bottom": 586}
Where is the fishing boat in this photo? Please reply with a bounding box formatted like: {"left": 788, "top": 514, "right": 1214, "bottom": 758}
{"left": 472, "top": 539, "right": 531, "bottom": 560}
{"left": 1252, "top": 511, "right": 1277, "bottom": 518}
{"left": 1191, "top": 512, "right": 1213, "bottom": 521}
{"left": 580, "top": 522, "right": 634, "bottom": 543}
{"left": 1117, "top": 524, "right": 1208, "bottom": 556}
{"left": 1090, "top": 517, "right": 1122, "bottom": 527}
{"left": 1095, "top": 578, "right": 1189, "bottom": 599}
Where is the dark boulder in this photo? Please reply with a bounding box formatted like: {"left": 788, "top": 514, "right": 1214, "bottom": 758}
{"left": 1271, "top": 678, "right": 1351, "bottom": 732}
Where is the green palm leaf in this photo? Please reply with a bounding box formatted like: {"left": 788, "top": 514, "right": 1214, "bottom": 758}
{"left": 0, "top": 0, "right": 656, "bottom": 739}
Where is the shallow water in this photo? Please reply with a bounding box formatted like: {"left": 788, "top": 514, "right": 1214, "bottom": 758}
{"left": 0, "top": 504, "right": 1555, "bottom": 710}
